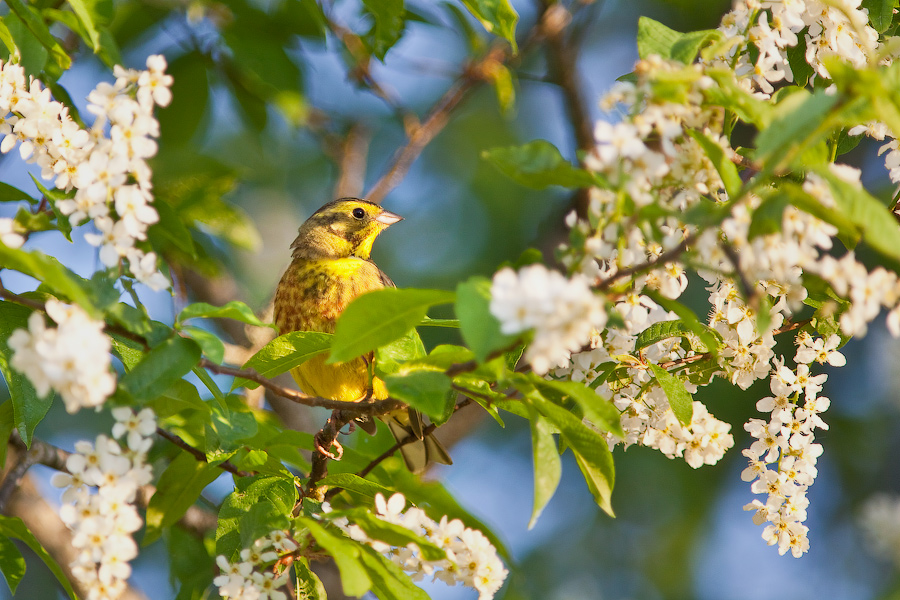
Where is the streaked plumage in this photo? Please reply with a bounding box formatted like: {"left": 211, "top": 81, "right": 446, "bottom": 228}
{"left": 274, "top": 198, "right": 451, "bottom": 472}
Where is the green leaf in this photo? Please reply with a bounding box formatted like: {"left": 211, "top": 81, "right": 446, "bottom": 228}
{"left": 168, "top": 525, "right": 216, "bottom": 600}
{"left": 374, "top": 328, "right": 426, "bottom": 377}
{"left": 748, "top": 192, "right": 790, "bottom": 240}
{"left": 0, "top": 183, "right": 35, "bottom": 204}
{"left": 687, "top": 129, "right": 741, "bottom": 199}
{"left": 670, "top": 29, "right": 723, "bottom": 64}
{"left": 3, "top": 13, "right": 47, "bottom": 77}
{"left": 362, "top": 0, "right": 405, "bottom": 60}
{"left": 328, "top": 289, "right": 455, "bottom": 364}
{"left": 0, "top": 20, "right": 15, "bottom": 56}
{"left": 0, "top": 303, "right": 52, "bottom": 447}
{"left": 206, "top": 401, "right": 259, "bottom": 455}
{"left": 119, "top": 337, "right": 202, "bottom": 403}
{"left": 534, "top": 377, "right": 623, "bottom": 437}
{"left": 459, "top": 0, "right": 518, "bottom": 52}
{"left": 156, "top": 51, "right": 210, "bottom": 146}
{"left": 236, "top": 331, "right": 332, "bottom": 390}
{"left": 491, "top": 62, "right": 515, "bottom": 114}
{"left": 636, "top": 16, "right": 682, "bottom": 60}
{"left": 320, "top": 473, "right": 394, "bottom": 499}
{"left": 148, "top": 198, "right": 197, "bottom": 259}
{"left": 0, "top": 402, "right": 14, "bottom": 470}
{"left": 0, "top": 248, "right": 96, "bottom": 316}
{"left": 862, "top": 0, "right": 897, "bottom": 32}
{"left": 0, "top": 516, "right": 76, "bottom": 599}
{"left": 644, "top": 292, "right": 722, "bottom": 358}
{"left": 144, "top": 451, "right": 221, "bottom": 545}
{"left": 648, "top": 363, "right": 693, "bottom": 425}
{"left": 456, "top": 276, "right": 518, "bottom": 363}
{"left": 754, "top": 89, "right": 839, "bottom": 170}
{"left": 528, "top": 411, "right": 560, "bottom": 529}
{"left": 295, "top": 558, "right": 327, "bottom": 600}
{"left": 179, "top": 300, "right": 271, "bottom": 328}
{"left": 180, "top": 326, "right": 225, "bottom": 364}
{"left": 383, "top": 368, "right": 453, "bottom": 422}
{"left": 217, "top": 476, "right": 297, "bottom": 560}
{"left": 817, "top": 167, "right": 900, "bottom": 262}
{"left": 299, "top": 518, "right": 372, "bottom": 597}
{"left": 348, "top": 510, "right": 446, "bottom": 561}
{"left": 4, "top": 0, "right": 70, "bottom": 72}
{"left": 66, "top": 0, "right": 101, "bottom": 49}
{"left": 374, "top": 459, "right": 511, "bottom": 559}
{"left": 786, "top": 35, "right": 814, "bottom": 88}
{"left": 0, "top": 534, "right": 25, "bottom": 594}
{"left": 482, "top": 140, "right": 597, "bottom": 190}
{"left": 635, "top": 320, "right": 697, "bottom": 351}
{"left": 529, "top": 396, "right": 615, "bottom": 516}
{"left": 29, "top": 175, "right": 73, "bottom": 241}
{"left": 358, "top": 544, "right": 431, "bottom": 600}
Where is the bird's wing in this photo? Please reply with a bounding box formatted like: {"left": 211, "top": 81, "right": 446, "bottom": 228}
{"left": 378, "top": 267, "right": 395, "bottom": 289}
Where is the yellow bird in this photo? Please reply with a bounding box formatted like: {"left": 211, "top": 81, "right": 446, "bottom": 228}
{"left": 273, "top": 198, "right": 452, "bottom": 472}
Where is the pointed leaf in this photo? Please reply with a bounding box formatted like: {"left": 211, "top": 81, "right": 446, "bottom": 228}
{"left": 0, "top": 516, "right": 76, "bottom": 599}
{"left": 528, "top": 411, "right": 560, "bottom": 529}
{"left": 460, "top": 0, "right": 518, "bottom": 52}
{"left": 178, "top": 300, "right": 272, "bottom": 328}
{"left": 0, "top": 303, "right": 51, "bottom": 447}
{"left": 482, "top": 140, "right": 597, "bottom": 190}
{"left": 529, "top": 395, "right": 615, "bottom": 516}
{"left": 119, "top": 336, "right": 201, "bottom": 403}
{"left": 144, "top": 451, "right": 221, "bottom": 545}
{"left": 236, "top": 331, "right": 332, "bottom": 390}
{"left": 648, "top": 363, "right": 693, "bottom": 425}
{"left": 328, "top": 289, "right": 455, "bottom": 364}
{"left": 456, "top": 276, "right": 518, "bottom": 363}
{"left": 299, "top": 518, "right": 372, "bottom": 597}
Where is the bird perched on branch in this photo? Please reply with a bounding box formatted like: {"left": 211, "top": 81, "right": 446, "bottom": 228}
{"left": 274, "top": 198, "right": 452, "bottom": 473}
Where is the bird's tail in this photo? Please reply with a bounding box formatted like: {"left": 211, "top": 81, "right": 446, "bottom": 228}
{"left": 386, "top": 408, "right": 452, "bottom": 473}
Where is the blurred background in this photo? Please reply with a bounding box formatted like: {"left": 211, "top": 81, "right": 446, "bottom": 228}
{"left": 4, "top": 0, "right": 900, "bottom": 598}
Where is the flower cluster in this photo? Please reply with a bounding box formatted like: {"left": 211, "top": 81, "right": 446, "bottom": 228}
{"left": 490, "top": 264, "right": 607, "bottom": 374}
{"left": 529, "top": 0, "right": 900, "bottom": 558}
{"left": 213, "top": 531, "right": 294, "bottom": 600}
{"left": 556, "top": 291, "right": 735, "bottom": 468}
{"left": 717, "top": 0, "right": 879, "bottom": 95}
{"left": 51, "top": 407, "right": 156, "bottom": 599}
{"left": 8, "top": 299, "right": 115, "bottom": 413}
{"left": 0, "top": 55, "right": 172, "bottom": 290}
{"left": 328, "top": 493, "right": 508, "bottom": 600}
{"left": 741, "top": 333, "right": 837, "bottom": 557}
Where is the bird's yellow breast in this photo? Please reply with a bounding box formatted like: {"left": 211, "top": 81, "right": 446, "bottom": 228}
{"left": 274, "top": 257, "right": 388, "bottom": 402}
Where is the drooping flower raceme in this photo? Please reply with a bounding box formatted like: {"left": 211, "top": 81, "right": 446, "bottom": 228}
{"left": 213, "top": 531, "right": 294, "bottom": 600}
{"left": 51, "top": 407, "right": 156, "bottom": 599}
{"left": 0, "top": 55, "right": 172, "bottom": 290}
{"left": 8, "top": 299, "right": 115, "bottom": 412}
{"left": 490, "top": 264, "right": 607, "bottom": 374}
{"left": 326, "top": 493, "right": 508, "bottom": 600}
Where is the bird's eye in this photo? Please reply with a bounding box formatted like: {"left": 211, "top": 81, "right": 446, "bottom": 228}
{"left": 352, "top": 207, "right": 366, "bottom": 220}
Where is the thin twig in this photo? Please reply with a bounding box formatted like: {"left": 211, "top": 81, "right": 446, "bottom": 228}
{"left": 155, "top": 427, "right": 252, "bottom": 477}
{"left": 596, "top": 234, "right": 697, "bottom": 291}
{"left": 0, "top": 432, "right": 69, "bottom": 513}
{"left": 200, "top": 358, "right": 404, "bottom": 414}
{"left": 364, "top": 69, "right": 483, "bottom": 205}
{"left": 323, "top": 398, "right": 475, "bottom": 502}
{"left": 334, "top": 123, "right": 371, "bottom": 199}
{"left": 304, "top": 410, "right": 356, "bottom": 501}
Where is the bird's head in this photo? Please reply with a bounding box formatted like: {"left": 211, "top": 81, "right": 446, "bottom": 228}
{"left": 290, "top": 198, "right": 403, "bottom": 260}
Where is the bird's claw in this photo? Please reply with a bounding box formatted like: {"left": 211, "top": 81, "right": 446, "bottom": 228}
{"left": 314, "top": 433, "right": 344, "bottom": 460}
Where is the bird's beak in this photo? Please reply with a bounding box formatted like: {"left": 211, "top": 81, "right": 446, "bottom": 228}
{"left": 375, "top": 209, "right": 403, "bottom": 226}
